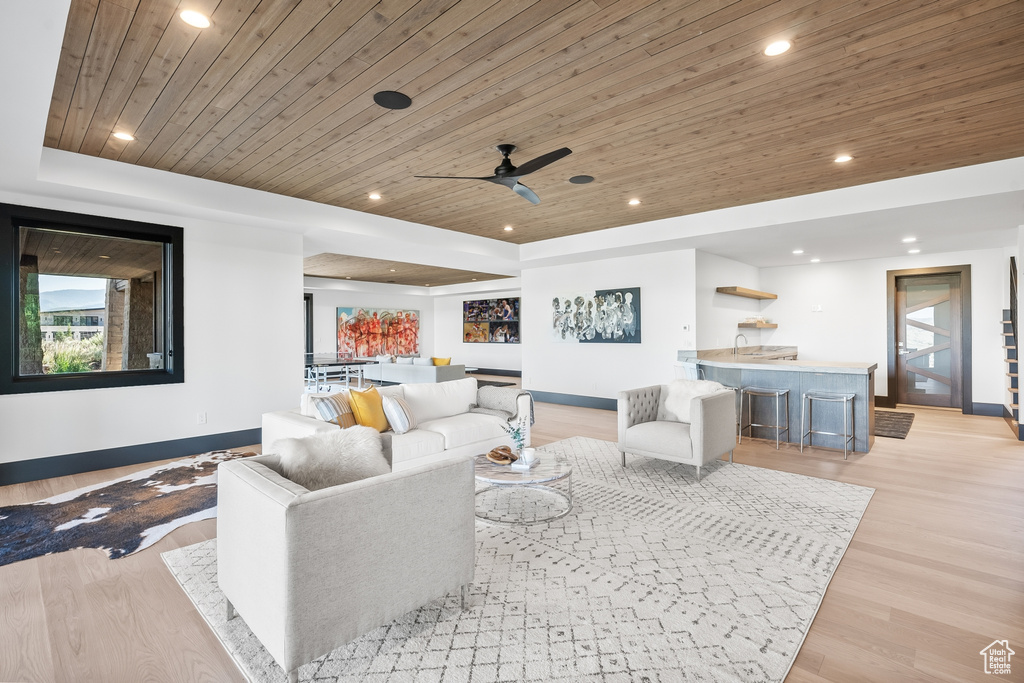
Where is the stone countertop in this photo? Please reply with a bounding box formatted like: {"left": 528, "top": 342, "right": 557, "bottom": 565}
{"left": 697, "top": 346, "right": 798, "bottom": 361}
{"left": 697, "top": 356, "right": 877, "bottom": 375}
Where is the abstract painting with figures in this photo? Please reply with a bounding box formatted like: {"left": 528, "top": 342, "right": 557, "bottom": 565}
{"left": 552, "top": 287, "right": 641, "bottom": 343}
{"left": 338, "top": 308, "right": 419, "bottom": 357}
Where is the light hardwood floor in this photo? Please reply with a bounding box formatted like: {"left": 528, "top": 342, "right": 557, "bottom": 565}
{"left": 2, "top": 382, "right": 1023, "bottom": 682}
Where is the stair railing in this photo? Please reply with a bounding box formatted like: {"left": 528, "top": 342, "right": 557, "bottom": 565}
{"left": 1012, "top": 257, "right": 1018, "bottom": 349}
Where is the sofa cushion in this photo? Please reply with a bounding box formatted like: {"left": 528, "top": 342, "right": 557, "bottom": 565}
{"left": 432, "top": 357, "right": 451, "bottom": 366}
{"left": 390, "top": 429, "right": 446, "bottom": 466}
{"left": 402, "top": 377, "right": 478, "bottom": 422}
{"left": 308, "top": 393, "right": 356, "bottom": 428}
{"left": 381, "top": 396, "right": 417, "bottom": 435}
{"left": 274, "top": 426, "right": 390, "bottom": 490}
{"left": 413, "top": 357, "right": 433, "bottom": 366}
{"left": 622, "top": 421, "right": 694, "bottom": 460}
{"left": 658, "top": 379, "right": 726, "bottom": 423}
{"left": 395, "top": 356, "right": 414, "bottom": 365}
{"left": 418, "top": 412, "right": 504, "bottom": 450}
{"left": 349, "top": 386, "right": 390, "bottom": 432}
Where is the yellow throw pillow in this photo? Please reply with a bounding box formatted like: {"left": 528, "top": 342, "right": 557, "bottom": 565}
{"left": 432, "top": 357, "right": 451, "bottom": 366}
{"left": 348, "top": 386, "right": 390, "bottom": 432}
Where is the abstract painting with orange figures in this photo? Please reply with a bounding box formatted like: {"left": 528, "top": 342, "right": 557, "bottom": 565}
{"left": 337, "top": 308, "right": 420, "bottom": 357}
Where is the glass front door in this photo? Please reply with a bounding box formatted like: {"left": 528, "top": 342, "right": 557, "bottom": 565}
{"left": 896, "top": 274, "right": 962, "bottom": 407}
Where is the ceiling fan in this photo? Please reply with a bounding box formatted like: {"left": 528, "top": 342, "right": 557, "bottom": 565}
{"left": 415, "top": 144, "right": 572, "bottom": 204}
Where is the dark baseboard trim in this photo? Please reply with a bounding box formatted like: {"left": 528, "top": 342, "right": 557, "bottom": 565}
{"left": 971, "top": 402, "right": 1004, "bottom": 418}
{"left": 0, "top": 428, "right": 262, "bottom": 486}
{"left": 468, "top": 368, "right": 522, "bottom": 377}
{"left": 529, "top": 390, "right": 616, "bottom": 411}
{"left": 874, "top": 395, "right": 896, "bottom": 409}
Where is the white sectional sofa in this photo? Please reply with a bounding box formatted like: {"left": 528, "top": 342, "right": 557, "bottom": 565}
{"left": 262, "top": 377, "right": 531, "bottom": 471}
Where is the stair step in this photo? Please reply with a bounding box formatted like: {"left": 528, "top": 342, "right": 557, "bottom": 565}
{"left": 1008, "top": 373, "right": 1018, "bottom": 377}
{"left": 1004, "top": 345, "right": 1017, "bottom": 350}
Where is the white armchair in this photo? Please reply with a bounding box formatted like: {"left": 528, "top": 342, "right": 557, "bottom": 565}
{"left": 617, "top": 380, "right": 737, "bottom": 480}
{"left": 217, "top": 454, "right": 475, "bottom": 683}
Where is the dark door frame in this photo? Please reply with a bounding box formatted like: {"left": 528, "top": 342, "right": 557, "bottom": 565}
{"left": 884, "top": 265, "right": 972, "bottom": 413}
{"left": 303, "top": 293, "right": 313, "bottom": 355}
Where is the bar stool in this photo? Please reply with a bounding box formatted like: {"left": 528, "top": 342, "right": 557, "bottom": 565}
{"left": 739, "top": 386, "right": 790, "bottom": 449}
{"left": 800, "top": 391, "right": 856, "bottom": 459}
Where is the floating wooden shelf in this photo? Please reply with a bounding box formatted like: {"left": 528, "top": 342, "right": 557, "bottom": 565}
{"left": 716, "top": 286, "right": 777, "bottom": 300}
{"left": 737, "top": 322, "right": 778, "bottom": 329}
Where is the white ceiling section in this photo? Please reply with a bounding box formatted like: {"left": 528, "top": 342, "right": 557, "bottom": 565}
{"left": 2, "top": 0, "right": 1023, "bottom": 284}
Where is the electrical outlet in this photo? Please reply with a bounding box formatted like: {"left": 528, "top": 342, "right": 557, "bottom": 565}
{"left": 197, "top": 412, "right": 207, "bottom": 425}
{"left": 811, "top": 304, "right": 823, "bottom": 312}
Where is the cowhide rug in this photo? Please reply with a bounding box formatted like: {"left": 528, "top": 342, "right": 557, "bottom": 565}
{"left": 0, "top": 450, "right": 253, "bottom": 567}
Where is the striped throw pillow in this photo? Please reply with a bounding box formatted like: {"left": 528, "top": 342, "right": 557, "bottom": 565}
{"left": 309, "top": 393, "right": 357, "bottom": 428}
{"left": 381, "top": 396, "right": 417, "bottom": 435}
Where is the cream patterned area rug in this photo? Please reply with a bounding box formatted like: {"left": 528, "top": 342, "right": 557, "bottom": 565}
{"left": 162, "top": 437, "right": 873, "bottom": 683}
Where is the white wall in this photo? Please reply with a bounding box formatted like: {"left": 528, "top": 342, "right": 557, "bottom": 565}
{"left": 433, "top": 289, "right": 523, "bottom": 371}
{"left": 0, "top": 196, "right": 303, "bottom": 465}
{"left": 521, "top": 250, "right": 696, "bottom": 399}
{"left": 695, "top": 251, "right": 764, "bottom": 349}
{"left": 306, "top": 288, "right": 434, "bottom": 358}
{"left": 759, "top": 248, "right": 1010, "bottom": 403}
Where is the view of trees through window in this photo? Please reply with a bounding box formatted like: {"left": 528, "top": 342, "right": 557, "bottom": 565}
{"left": 18, "top": 227, "right": 165, "bottom": 376}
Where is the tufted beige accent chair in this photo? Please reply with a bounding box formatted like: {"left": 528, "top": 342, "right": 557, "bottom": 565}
{"left": 617, "top": 381, "right": 737, "bottom": 480}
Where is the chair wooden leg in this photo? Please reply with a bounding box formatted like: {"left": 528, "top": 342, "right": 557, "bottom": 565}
{"left": 225, "top": 599, "right": 235, "bottom": 621}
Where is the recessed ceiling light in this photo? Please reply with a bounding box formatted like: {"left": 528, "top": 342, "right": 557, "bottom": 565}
{"left": 112, "top": 131, "right": 135, "bottom": 141}
{"left": 368, "top": 193, "right": 381, "bottom": 200}
{"left": 425, "top": 284, "right": 430, "bottom": 287}
{"left": 179, "top": 10, "right": 211, "bottom": 28}
{"left": 834, "top": 154, "right": 853, "bottom": 163}
{"left": 504, "top": 226, "right": 513, "bottom": 232}
{"left": 345, "top": 276, "right": 351, "bottom": 279}
{"left": 628, "top": 199, "right": 641, "bottom": 205}
{"left": 810, "top": 258, "right": 821, "bottom": 263}
{"left": 98, "top": 255, "right": 111, "bottom": 259}
{"left": 908, "top": 249, "right": 921, "bottom": 254}
{"left": 389, "top": 268, "right": 396, "bottom": 272}
{"left": 764, "top": 40, "right": 791, "bottom": 56}
{"left": 569, "top": 175, "right": 594, "bottom": 184}
{"left": 902, "top": 237, "right": 917, "bottom": 243}
{"left": 471, "top": 278, "right": 477, "bottom": 281}
{"left": 373, "top": 90, "right": 412, "bottom": 110}
{"left": 792, "top": 249, "right": 804, "bottom": 255}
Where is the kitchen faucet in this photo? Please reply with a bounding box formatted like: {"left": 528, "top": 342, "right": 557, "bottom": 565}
{"left": 734, "top": 333, "right": 748, "bottom": 355}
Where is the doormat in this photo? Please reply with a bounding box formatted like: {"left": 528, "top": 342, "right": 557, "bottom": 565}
{"left": 875, "top": 410, "right": 915, "bottom": 439}
{"left": 0, "top": 450, "right": 254, "bottom": 567}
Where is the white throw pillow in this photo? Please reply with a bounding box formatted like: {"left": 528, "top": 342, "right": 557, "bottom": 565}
{"left": 412, "top": 357, "right": 433, "bottom": 366}
{"left": 381, "top": 396, "right": 417, "bottom": 434}
{"left": 376, "top": 354, "right": 393, "bottom": 364}
{"left": 395, "top": 356, "right": 414, "bottom": 365}
{"left": 273, "top": 426, "right": 390, "bottom": 490}
{"left": 658, "top": 379, "right": 726, "bottom": 423}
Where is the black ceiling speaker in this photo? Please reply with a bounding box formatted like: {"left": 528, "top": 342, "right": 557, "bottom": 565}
{"left": 373, "top": 90, "right": 412, "bottom": 109}
{"left": 415, "top": 144, "right": 572, "bottom": 204}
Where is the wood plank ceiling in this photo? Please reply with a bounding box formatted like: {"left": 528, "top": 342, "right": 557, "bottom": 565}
{"left": 46, "top": 0, "right": 1024, "bottom": 249}
{"left": 303, "top": 253, "right": 512, "bottom": 287}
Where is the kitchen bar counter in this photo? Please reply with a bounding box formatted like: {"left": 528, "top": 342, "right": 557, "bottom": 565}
{"left": 680, "top": 349, "right": 876, "bottom": 453}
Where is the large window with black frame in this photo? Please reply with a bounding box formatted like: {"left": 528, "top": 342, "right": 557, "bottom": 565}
{"left": 0, "top": 204, "right": 183, "bottom": 394}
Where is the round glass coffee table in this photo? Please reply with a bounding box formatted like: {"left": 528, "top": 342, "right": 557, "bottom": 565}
{"left": 473, "top": 453, "right": 573, "bottom": 525}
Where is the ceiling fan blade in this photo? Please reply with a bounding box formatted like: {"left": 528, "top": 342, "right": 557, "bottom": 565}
{"left": 512, "top": 182, "right": 541, "bottom": 204}
{"left": 415, "top": 174, "right": 494, "bottom": 180}
{"left": 512, "top": 147, "right": 572, "bottom": 176}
